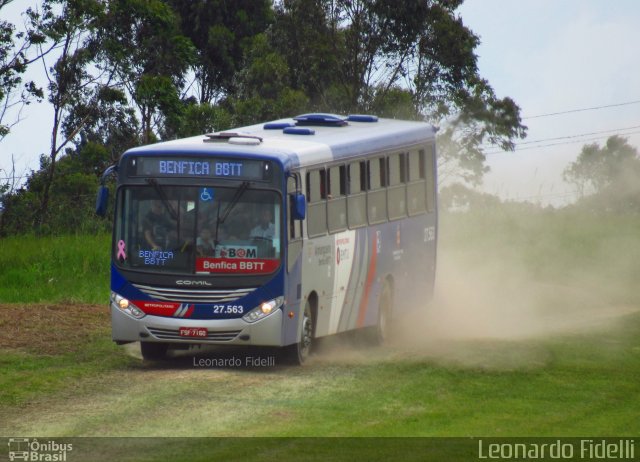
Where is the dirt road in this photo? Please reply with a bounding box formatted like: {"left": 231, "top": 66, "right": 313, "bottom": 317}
{"left": 1, "top": 291, "right": 637, "bottom": 437}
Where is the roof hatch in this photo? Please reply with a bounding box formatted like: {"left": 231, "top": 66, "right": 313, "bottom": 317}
{"left": 283, "top": 127, "right": 315, "bottom": 135}
{"left": 346, "top": 114, "right": 378, "bottom": 123}
{"left": 293, "top": 113, "right": 348, "bottom": 127}
{"left": 263, "top": 122, "right": 295, "bottom": 130}
{"left": 204, "top": 132, "right": 263, "bottom": 143}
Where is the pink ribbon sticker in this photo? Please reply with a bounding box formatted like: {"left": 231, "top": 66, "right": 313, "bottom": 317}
{"left": 117, "top": 240, "right": 127, "bottom": 260}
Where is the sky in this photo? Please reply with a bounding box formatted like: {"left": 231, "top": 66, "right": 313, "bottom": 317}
{"left": 2, "top": 1, "right": 640, "bottom": 206}
{"left": 457, "top": 0, "right": 640, "bottom": 205}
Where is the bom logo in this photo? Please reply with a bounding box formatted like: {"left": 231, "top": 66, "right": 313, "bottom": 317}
{"left": 219, "top": 247, "right": 257, "bottom": 258}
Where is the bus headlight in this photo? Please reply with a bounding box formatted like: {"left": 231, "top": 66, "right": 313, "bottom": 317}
{"left": 111, "top": 292, "right": 145, "bottom": 319}
{"left": 243, "top": 296, "right": 284, "bottom": 323}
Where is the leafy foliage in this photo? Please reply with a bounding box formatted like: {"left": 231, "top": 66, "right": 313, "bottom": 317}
{"left": 266, "top": 0, "right": 527, "bottom": 184}
{"left": 168, "top": 0, "right": 272, "bottom": 103}
{"left": 564, "top": 135, "right": 640, "bottom": 212}
{"left": 95, "top": 0, "right": 196, "bottom": 143}
{"left": 0, "top": 0, "right": 529, "bottom": 236}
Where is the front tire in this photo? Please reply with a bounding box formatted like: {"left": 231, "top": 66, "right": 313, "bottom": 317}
{"left": 140, "top": 342, "right": 169, "bottom": 361}
{"left": 283, "top": 301, "right": 313, "bottom": 365}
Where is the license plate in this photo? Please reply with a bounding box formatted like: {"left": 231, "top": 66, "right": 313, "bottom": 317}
{"left": 179, "top": 327, "right": 208, "bottom": 338}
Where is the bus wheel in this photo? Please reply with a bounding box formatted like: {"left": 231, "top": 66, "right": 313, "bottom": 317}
{"left": 373, "top": 283, "right": 392, "bottom": 345}
{"left": 284, "top": 301, "right": 313, "bottom": 365}
{"left": 140, "top": 342, "right": 168, "bottom": 361}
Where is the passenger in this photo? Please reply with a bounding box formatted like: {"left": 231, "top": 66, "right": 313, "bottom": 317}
{"left": 196, "top": 228, "right": 215, "bottom": 256}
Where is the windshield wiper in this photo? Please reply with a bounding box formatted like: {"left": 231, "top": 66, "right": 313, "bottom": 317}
{"left": 213, "top": 181, "right": 250, "bottom": 251}
{"left": 145, "top": 178, "right": 179, "bottom": 221}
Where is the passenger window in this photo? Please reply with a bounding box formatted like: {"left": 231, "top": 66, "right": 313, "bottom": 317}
{"left": 425, "top": 144, "right": 436, "bottom": 212}
{"left": 288, "top": 175, "right": 302, "bottom": 241}
{"left": 306, "top": 169, "right": 327, "bottom": 237}
{"left": 367, "top": 157, "right": 387, "bottom": 224}
{"left": 347, "top": 161, "right": 366, "bottom": 228}
{"left": 328, "top": 165, "right": 347, "bottom": 233}
{"left": 388, "top": 153, "right": 407, "bottom": 220}
{"left": 287, "top": 174, "right": 303, "bottom": 272}
{"left": 407, "top": 150, "right": 426, "bottom": 215}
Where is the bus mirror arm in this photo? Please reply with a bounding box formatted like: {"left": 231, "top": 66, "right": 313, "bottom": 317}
{"left": 292, "top": 193, "right": 306, "bottom": 220}
{"left": 95, "top": 164, "right": 118, "bottom": 217}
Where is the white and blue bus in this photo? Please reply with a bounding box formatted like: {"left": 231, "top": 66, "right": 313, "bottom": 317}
{"left": 97, "top": 113, "right": 438, "bottom": 364}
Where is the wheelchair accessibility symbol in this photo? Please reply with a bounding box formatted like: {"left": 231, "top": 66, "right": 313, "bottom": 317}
{"left": 200, "top": 188, "right": 214, "bottom": 202}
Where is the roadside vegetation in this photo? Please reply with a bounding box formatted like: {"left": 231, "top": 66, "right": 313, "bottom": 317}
{"left": 0, "top": 233, "right": 110, "bottom": 303}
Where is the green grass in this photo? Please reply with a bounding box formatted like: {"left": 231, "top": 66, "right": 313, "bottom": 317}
{"left": 0, "top": 335, "right": 134, "bottom": 408}
{"left": 0, "top": 233, "right": 111, "bottom": 303}
{"left": 2, "top": 313, "right": 638, "bottom": 437}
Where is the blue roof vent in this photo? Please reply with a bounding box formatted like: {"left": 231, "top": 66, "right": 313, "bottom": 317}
{"left": 264, "top": 122, "right": 295, "bottom": 130}
{"left": 283, "top": 127, "right": 316, "bottom": 135}
{"left": 347, "top": 114, "right": 378, "bottom": 123}
{"left": 294, "top": 113, "right": 348, "bottom": 127}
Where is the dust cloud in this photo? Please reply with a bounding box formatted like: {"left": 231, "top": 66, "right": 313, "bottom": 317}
{"left": 383, "top": 215, "right": 640, "bottom": 370}
{"left": 316, "top": 210, "right": 640, "bottom": 369}
{"left": 421, "top": 253, "right": 634, "bottom": 342}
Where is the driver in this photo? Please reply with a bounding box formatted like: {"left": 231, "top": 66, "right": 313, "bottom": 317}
{"left": 250, "top": 208, "right": 275, "bottom": 239}
{"left": 143, "top": 200, "right": 177, "bottom": 250}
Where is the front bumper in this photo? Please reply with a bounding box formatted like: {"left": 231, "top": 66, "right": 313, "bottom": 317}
{"left": 111, "top": 303, "right": 283, "bottom": 346}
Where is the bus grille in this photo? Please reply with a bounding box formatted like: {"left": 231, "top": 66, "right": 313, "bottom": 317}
{"left": 147, "top": 327, "right": 241, "bottom": 342}
{"left": 133, "top": 284, "right": 255, "bottom": 303}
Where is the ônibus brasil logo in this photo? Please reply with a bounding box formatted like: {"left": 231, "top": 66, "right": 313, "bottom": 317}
{"left": 7, "top": 438, "right": 73, "bottom": 461}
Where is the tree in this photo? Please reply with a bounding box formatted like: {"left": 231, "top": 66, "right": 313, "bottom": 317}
{"left": 564, "top": 135, "right": 640, "bottom": 211}
{"left": 95, "top": 0, "right": 196, "bottom": 143}
{"left": 26, "top": 0, "right": 109, "bottom": 228}
{"left": 64, "top": 85, "right": 140, "bottom": 165}
{"left": 266, "top": 0, "right": 526, "bottom": 184}
{"left": 440, "top": 182, "right": 501, "bottom": 212}
{"left": 270, "top": 0, "right": 342, "bottom": 108}
{"left": 168, "top": 0, "right": 272, "bottom": 104}
{"left": 229, "top": 33, "right": 309, "bottom": 126}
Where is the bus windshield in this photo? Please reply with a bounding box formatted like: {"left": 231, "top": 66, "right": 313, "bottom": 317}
{"left": 114, "top": 184, "right": 282, "bottom": 275}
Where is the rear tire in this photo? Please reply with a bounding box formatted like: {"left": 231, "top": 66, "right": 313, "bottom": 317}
{"left": 283, "top": 301, "right": 313, "bottom": 365}
{"left": 140, "top": 342, "right": 169, "bottom": 361}
{"left": 372, "top": 282, "right": 392, "bottom": 345}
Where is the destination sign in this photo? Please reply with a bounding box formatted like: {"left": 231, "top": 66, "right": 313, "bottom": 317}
{"left": 134, "top": 157, "right": 267, "bottom": 180}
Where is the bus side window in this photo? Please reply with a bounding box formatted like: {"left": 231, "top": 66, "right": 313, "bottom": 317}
{"left": 388, "top": 152, "right": 407, "bottom": 220}
{"left": 367, "top": 156, "right": 387, "bottom": 224}
{"left": 306, "top": 169, "right": 327, "bottom": 237}
{"left": 347, "top": 161, "right": 366, "bottom": 228}
{"left": 327, "top": 165, "right": 347, "bottom": 233}
{"left": 287, "top": 174, "right": 303, "bottom": 272}
{"left": 407, "top": 149, "right": 427, "bottom": 215}
{"left": 426, "top": 144, "right": 436, "bottom": 212}
{"left": 288, "top": 175, "right": 302, "bottom": 240}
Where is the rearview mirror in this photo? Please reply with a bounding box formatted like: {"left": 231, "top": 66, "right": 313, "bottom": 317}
{"left": 95, "top": 185, "right": 109, "bottom": 216}
{"left": 292, "top": 193, "right": 306, "bottom": 220}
